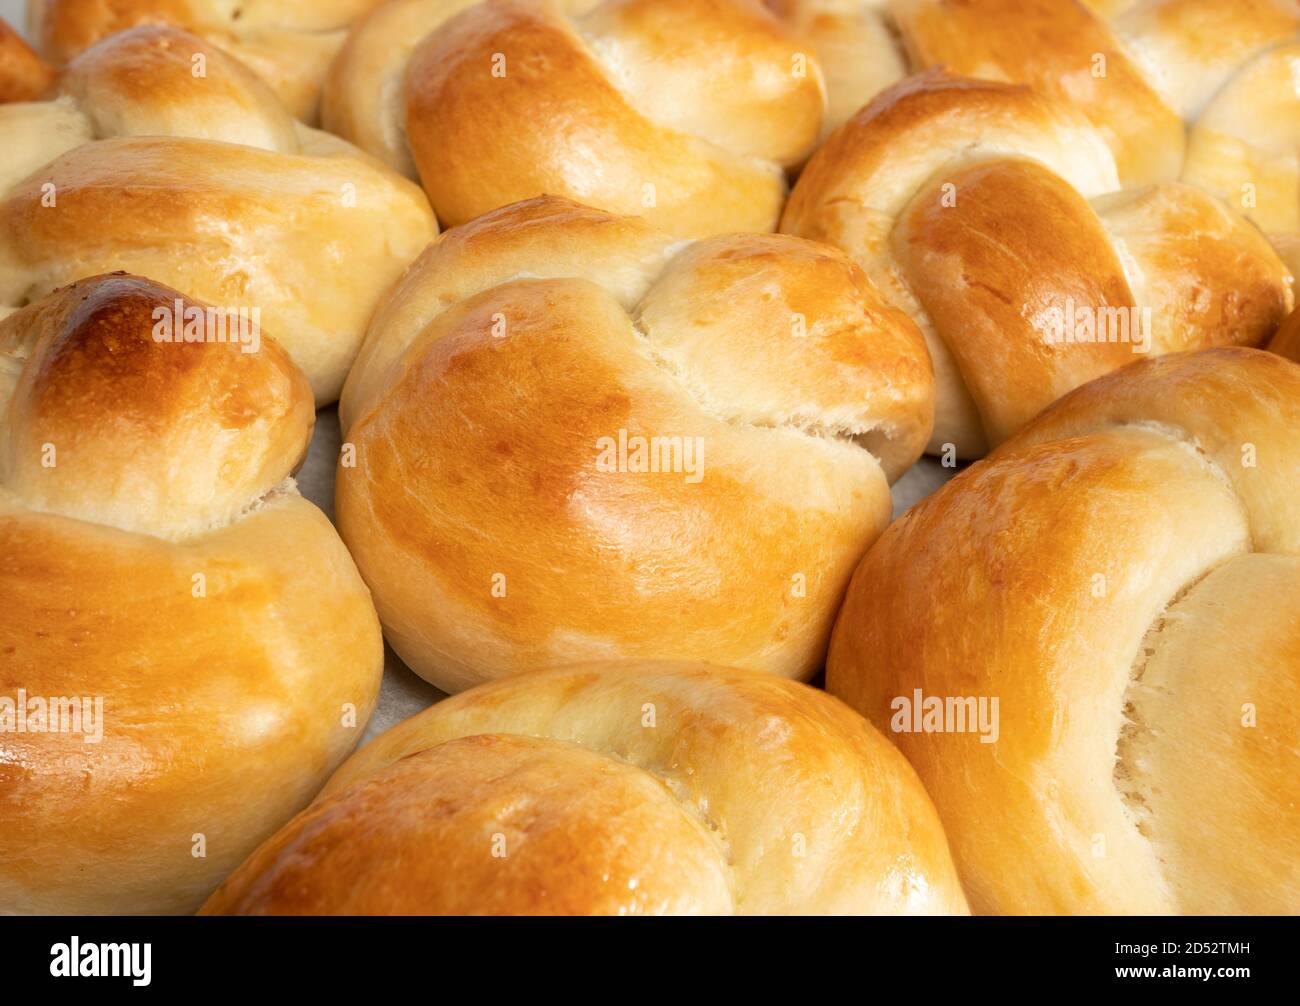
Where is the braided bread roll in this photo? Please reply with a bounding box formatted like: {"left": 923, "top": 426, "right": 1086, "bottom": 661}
{"left": 0, "top": 274, "right": 384, "bottom": 914}
{"left": 337, "top": 195, "right": 933, "bottom": 693}
{"left": 0, "top": 25, "right": 437, "bottom": 404}
{"left": 202, "top": 662, "right": 969, "bottom": 915}
{"left": 27, "top": 0, "right": 384, "bottom": 121}
{"left": 782, "top": 71, "right": 1293, "bottom": 458}
{"left": 774, "top": 0, "right": 1300, "bottom": 275}
{"left": 827, "top": 347, "right": 1300, "bottom": 915}
{"left": 323, "top": 0, "right": 826, "bottom": 236}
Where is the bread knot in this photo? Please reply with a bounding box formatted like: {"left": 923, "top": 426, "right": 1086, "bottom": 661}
{"left": 0, "top": 274, "right": 384, "bottom": 914}
{"left": 202, "top": 662, "right": 970, "bottom": 915}
{"left": 324, "top": 0, "right": 828, "bottom": 235}
{"left": 783, "top": 71, "right": 1293, "bottom": 457}
{"left": 0, "top": 25, "right": 437, "bottom": 405}
{"left": 337, "top": 194, "right": 934, "bottom": 691}
{"left": 828, "top": 346, "right": 1300, "bottom": 914}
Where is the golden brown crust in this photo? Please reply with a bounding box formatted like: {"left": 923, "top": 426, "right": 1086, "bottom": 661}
{"left": 30, "top": 0, "right": 195, "bottom": 59}
{"left": 827, "top": 347, "right": 1300, "bottom": 914}
{"left": 202, "top": 734, "right": 739, "bottom": 916}
{"left": 634, "top": 230, "right": 935, "bottom": 477}
{"left": 765, "top": 0, "right": 906, "bottom": 136}
{"left": 0, "top": 26, "right": 438, "bottom": 405}
{"left": 57, "top": 23, "right": 300, "bottom": 149}
{"left": 2, "top": 273, "right": 311, "bottom": 537}
{"left": 1114, "top": 0, "right": 1300, "bottom": 118}
{"left": 0, "top": 275, "right": 385, "bottom": 913}
{"left": 771, "top": 1, "right": 1300, "bottom": 275}
{"left": 202, "top": 662, "right": 969, "bottom": 916}
{"left": 783, "top": 70, "right": 1123, "bottom": 252}
{"left": 29, "top": 0, "right": 385, "bottom": 121}
{"left": 1180, "top": 39, "right": 1300, "bottom": 279}
{"left": 782, "top": 70, "right": 1292, "bottom": 457}
{"left": 339, "top": 193, "right": 683, "bottom": 430}
{"left": 891, "top": 157, "right": 1139, "bottom": 446}
{"left": 893, "top": 0, "right": 1185, "bottom": 186}
{"left": 325, "top": 0, "right": 826, "bottom": 236}
{"left": 1097, "top": 182, "right": 1294, "bottom": 351}
{"left": 337, "top": 196, "right": 933, "bottom": 693}
{"left": 775, "top": 0, "right": 1297, "bottom": 173}
{"left": 0, "top": 18, "right": 55, "bottom": 102}
{"left": 339, "top": 278, "right": 889, "bottom": 691}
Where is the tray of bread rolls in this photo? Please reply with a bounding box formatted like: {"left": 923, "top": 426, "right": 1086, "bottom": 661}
{"left": 0, "top": 0, "right": 1296, "bottom": 929}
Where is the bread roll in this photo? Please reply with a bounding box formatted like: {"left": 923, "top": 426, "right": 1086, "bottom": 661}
{"left": 0, "top": 19, "right": 53, "bottom": 102}
{"left": 337, "top": 195, "right": 934, "bottom": 692}
{"left": 202, "top": 662, "right": 969, "bottom": 915}
{"left": 0, "top": 274, "right": 385, "bottom": 914}
{"left": 0, "top": 25, "right": 437, "bottom": 404}
{"left": 827, "top": 347, "right": 1300, "bottom": 915}
{"left": 764, "top": 0, "right": 905, "bottom": 140}
{"left": 782, "top": 71, "right": 1293, "bottom": 458}
{"left": 323, "top": 0, "right": 826, "bottom": 236}
{"left": 1181, "top": 39, "right": 1300, "bottom": 278}
{"left": 773, "top": 0, "right": 1300, "bottom": 275}
{"left": 27, "top": 0, "right": 384, "bottom": 121}
{"left": 888, "top": 0, "right": 1186, "bottom": 185}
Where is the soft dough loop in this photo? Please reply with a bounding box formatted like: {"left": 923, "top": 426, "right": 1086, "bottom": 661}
{"left": 827, "top": 346, "right": 1300, "bottom": 915}
{"left": 202, "top": 662, "right": 970, "bottom": 916}
{"left": 0, "top": 274, "right": 385, "bottom": 914}
{"left": 336, "top": 195, "right": 935, "bottom": 692}
{"left": 0, "top": 25, "right": 437, "bottom": 405}
{"left": 323, "top": 0, "right": 828, "bottom": 236}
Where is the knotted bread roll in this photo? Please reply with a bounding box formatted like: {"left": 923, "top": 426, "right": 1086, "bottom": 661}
{"left": 202, "top": 662, "right": 969, "bottom": 915}
{"left": 782, "top": 71, "right": 1293, "bottom": 458}
{"left": 337, "top": 195, "right": 934, "bottom": 693}
{"left": 0, "top": 24, "right": 437, "bottom": 404}
{"left": 0, "top": 274, "right": 384, "bottom": 914}
{"left": 27, "top": 0, "right": 383, "bottom": 121}
{"left": 323, "top": 0, "right": 827, "bottom": 236}
{"left": 772, "top": 0, "right": 1300, "bottom": 274}
{"left": 827, "top": 347, "right": 1300, "bottom": 915}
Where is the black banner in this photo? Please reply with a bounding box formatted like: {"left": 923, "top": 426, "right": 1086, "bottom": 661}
{"left": 0, "top": 916, "right": 1290, "bottom": 991}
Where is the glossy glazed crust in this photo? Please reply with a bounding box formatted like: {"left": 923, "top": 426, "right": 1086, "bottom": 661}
{"left": 0, "top": 275, "right": 385, "bottom": 914}
{"left": 324, "top": 0, "right": 826, "bottom": 236}
{"left": 772, "top": 1, "right": 1300, "bottom": 287}
{"left": 827, "top": 348, "right": 1300, "bottom": 914}
{"left": 891, "top": 0, "right": 1186, "bottom": 186}
{"left": 773, "top": 1, "right": 1299, "bottom": 172}
{"left": 202, "top": 662, "right": 969, "bottom": 915}
{"left": 336, "top": 196, "right": 934, "bottom": 692}
{"left": 782, "top": 71, "right": 1293, "bottom": 457}
{"left": 0, "top": 25, "right": 437, "bottom": 405}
